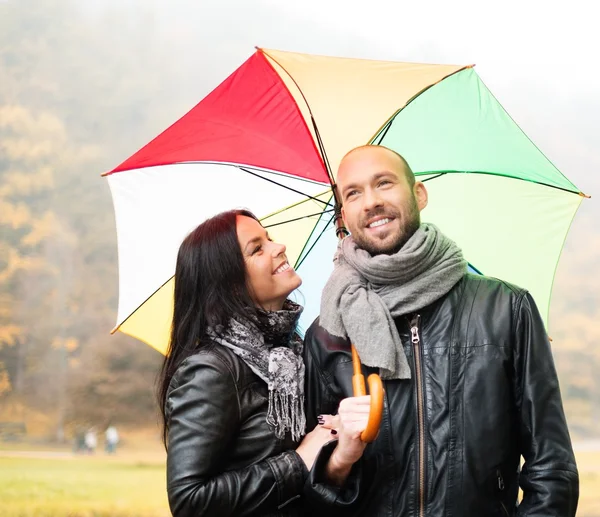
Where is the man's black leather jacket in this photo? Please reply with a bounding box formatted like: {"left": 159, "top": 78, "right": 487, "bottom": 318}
{"left": 302, "top": 274, "right": 579, "bottom": 516}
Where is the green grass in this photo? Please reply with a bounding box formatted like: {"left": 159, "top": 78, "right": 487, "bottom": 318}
{"left": 0, "top": 447, "right": 599, "bottom": 516}
{"left": 576, "top": 450, "right": 600, "bottom": 517}
{"left": 0, "top": 454, "right": 170, "bottom": 517}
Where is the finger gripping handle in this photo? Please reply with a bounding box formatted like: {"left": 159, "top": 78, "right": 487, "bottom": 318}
{"left": 350, "top": 344, "right": 384, "bottom": 443}
{"left": 360, "top": 374, "right": 384, "bottom": 443}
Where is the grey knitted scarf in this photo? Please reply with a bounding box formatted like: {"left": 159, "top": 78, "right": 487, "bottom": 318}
{"left": 320, "top": 223, "right": 466, "bottom": 380}
{"left": 208, "top": 300, "right": 306, "bottom": 441}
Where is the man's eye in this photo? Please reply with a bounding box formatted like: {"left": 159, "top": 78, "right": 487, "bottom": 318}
{"left": 346, "top": 190, "right": 358, "bottom": 199}
{"left": 378, "top": 180, "right": 391, "bottom": 187}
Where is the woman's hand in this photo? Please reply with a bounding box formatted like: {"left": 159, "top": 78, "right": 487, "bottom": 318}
{"left": 295, "top": 418, "right": 337, "bottom": 470}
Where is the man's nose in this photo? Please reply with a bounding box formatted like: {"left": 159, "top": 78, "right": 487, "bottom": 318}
{"left": 362, "top": 188, "right": 383, "bottom": 211}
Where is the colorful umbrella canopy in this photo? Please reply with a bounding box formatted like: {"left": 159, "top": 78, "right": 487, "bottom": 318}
{"left": 104, "top": 48, "right": 587, "bottom": 355}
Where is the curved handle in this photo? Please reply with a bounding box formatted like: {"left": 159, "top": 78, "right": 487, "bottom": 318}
{"left": 351, "top": 345, "right": 384, "bottom": 443}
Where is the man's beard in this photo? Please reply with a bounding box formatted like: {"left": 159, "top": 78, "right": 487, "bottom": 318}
{"left": 353, "top": 201, "right": 421, "bottom": 256}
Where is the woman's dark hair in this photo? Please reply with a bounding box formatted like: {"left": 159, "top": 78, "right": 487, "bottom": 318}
{"left": 158, "top": 208, "right": 259, "bottom": 448}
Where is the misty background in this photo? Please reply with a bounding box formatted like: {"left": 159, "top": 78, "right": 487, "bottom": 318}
{"left": 0, "top": 0, "right": 598, "bottom": 441}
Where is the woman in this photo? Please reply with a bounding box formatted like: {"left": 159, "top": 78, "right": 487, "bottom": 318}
{"left": 158, "top": 209, "right": 334, "bottom": 517}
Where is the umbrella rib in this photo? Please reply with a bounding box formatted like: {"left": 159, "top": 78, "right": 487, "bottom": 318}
{"left": 475, "top": 73, "right": 582, "bottom": 195}
{"left": 113, "top": 212, "right": 336, "bottom": 334}
{"left": 467, "top": 262, "right": 484, "bottom": 275}
{"left": 543, "top": 193, "right": 585, "bottom": 326}
{"left": 311, "top": 117, "right": 335, "bottom": 186}
{"left": 373, "top": 118, "right": 393, "bottom": 145}
{"left": 263, "top": 209, "right": 335, "bottom": 229}
{"left": 110, "top": 275, "right": 175, "bottom": 334}
{"left": 177, "top": 160, "right": 329, "bottom": 187}
{"left": 234, "top": 165, "right": 328, "bottom": 187}
{"left": 113, "top": 209, "right": 334, "bottom": 334}
{"left": 259, "top": 49, "right": 336, "bottom": 188}
{"left": 368, "top": 65, "right": 474, "bottom": 146}
{"left": 239, "top": 166, "right": 334, "bottom": 206}
{"left": 420, "top": 173, "right": 447, "bottom": 182}
{"left": 295, "top": 211, "right": 337, "bottom": 270}
{"left": 415, "top": 169, "right": 582, "bottom": 195}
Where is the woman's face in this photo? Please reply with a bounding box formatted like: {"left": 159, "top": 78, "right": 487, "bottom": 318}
{"left": 236, "top": 215, "right": 302, "bottom": 311}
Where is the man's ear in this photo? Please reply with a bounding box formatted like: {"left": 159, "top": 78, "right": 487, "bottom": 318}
{"left": 415, "top": 181, "right": 428, "bottom": 211}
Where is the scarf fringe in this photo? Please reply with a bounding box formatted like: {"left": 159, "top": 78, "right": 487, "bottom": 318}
{"left": 267, "top": 391, "right": 306, "bottom": 442}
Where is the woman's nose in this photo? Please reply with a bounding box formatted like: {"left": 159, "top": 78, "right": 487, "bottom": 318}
{"left": 272, "top": 241, "right": 286, "bottom": 256}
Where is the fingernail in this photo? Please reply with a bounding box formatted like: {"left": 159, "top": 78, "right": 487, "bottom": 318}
{"left": 317, "top": 416, "right": 325, "bottom": 424}
{"left": 330, "top": 429, "right": 338, "bottom": 435}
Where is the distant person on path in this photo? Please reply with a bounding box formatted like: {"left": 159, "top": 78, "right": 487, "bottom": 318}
{"left": 105, "top": 425, "right": 119, "bottom": 454}
{"left": 84, "top": 427, "right": 97, "bottom": 454}
{"left": 73, "top": 425, "right": 86, "bottom": 453}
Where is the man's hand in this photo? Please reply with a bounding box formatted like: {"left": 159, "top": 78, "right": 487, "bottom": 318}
{"left": 325, "top": 395, "right": 371, "bottom": 486}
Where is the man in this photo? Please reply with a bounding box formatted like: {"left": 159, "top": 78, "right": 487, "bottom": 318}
{"left": 105, "top": 424, "right": 119, "bottom": 454}
{"left": 303, "top": 145, "right": 578, "bottom": 516}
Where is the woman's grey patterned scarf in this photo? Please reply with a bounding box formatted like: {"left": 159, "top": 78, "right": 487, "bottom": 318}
{"left": 320, "top": 223, "right": 466, "bottom": 380}
{"left": 208, "top": 300, "right": 306, "bottom": 441}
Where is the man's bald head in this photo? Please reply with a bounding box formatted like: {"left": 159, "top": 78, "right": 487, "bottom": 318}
{"left": 339, "top": 145, "right": 416, "bottom": 189}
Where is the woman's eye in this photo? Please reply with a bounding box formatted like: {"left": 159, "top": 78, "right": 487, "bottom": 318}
{"left": 252, "top": 245, "right": 262, "bottom": 255}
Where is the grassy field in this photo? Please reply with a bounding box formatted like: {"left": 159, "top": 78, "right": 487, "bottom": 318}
{"left": 0, "top": 440, "right": 599, "bottom": 516}
{"left": 0, "top": 431, "right": 170, "bottom": 517}
{"left": 0, "top": 454, "right": 170, "bottom": 517}
{"left": 576, "top": 446, "right": 600, "bottom": 517}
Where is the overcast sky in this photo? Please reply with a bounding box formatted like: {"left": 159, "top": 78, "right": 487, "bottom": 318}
{"left": 129, "top": 0, "right": 599, "bottom": 194}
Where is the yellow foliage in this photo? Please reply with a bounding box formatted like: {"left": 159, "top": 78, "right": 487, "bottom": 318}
{"left": 0, "top": 324, "right": 22, "bottom": 346}
{"left": 0, "top": 138, "right": 56, "bottom": 162}
{"left": 0, "top": 200, "right": 32, "bottom": 229}
{"left": 0, "top": 365, "right": 11, "bottom": 396}
{"left": 64, "top": 337, "right": 79, "bottom": 352}
{"left": 0, "top": 105, "right": 67, "bottom": 143}
{"left": 20, "top": 211, "right": 61, "bottom": 247}
{"left": 0, "top": 293, "right": 11, "bottom": 318}
{"left": 0, "top": 166, "right": 55, "bottom": 197}
{"left": 0, "top": 248, "right": 49, "bottom": 283}
{"left": 51, "top": 337, "right": 79, "bottom": 352}
{"left": 0, "top": 399, "right": 54, "bottom": 435}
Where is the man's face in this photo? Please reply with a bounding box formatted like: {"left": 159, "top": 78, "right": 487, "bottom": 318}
{"left": 337, "top": 147, "right": 427, "bottom": 255}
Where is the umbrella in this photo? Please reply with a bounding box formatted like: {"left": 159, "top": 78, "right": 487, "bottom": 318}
{"left": 104, "top": 47, "right": 587, "bottom": 361}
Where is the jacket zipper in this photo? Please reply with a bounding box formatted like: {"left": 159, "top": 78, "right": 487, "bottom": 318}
{"left": 497, "top": 469, "right": 509, "bottom": 516}
{"left": 410, "top": 314, "right": 426, "bottom": 517}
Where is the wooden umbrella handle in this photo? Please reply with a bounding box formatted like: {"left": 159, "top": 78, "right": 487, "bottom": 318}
{"left": 351, "top": 344, "right": 384, "bottom": 443}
